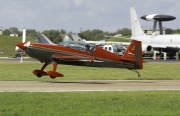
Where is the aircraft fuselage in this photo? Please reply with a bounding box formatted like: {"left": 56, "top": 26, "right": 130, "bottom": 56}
{"left": 25, "top": 43, "right": 122, "bottom": 65}
{"left": 132, "top": 34, "right": 180, "bottom": 52}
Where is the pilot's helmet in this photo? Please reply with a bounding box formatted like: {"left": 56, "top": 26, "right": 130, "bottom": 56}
{"left": 85, "top": 44, "right": 90, "bottom": 48}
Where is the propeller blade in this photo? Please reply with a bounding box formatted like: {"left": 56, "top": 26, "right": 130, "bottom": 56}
{"left": 15, "top": 28, "right": 26, "bottom": 51}
{"left": 24, "top": 41, "right": 31, "bottom": 47}
{"left": 15, "top": 46, "right": 19, "bottom": 51}
{"left": 22, "top": 28, "right": 26, "bottom": 43}
{"left": 20, "top": 56, "right": 23, "bottom": 63}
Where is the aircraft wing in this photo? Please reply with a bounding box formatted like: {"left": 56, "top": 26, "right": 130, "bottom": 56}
{"left": 104, "top": 35, "right": 131, "bottom": 40}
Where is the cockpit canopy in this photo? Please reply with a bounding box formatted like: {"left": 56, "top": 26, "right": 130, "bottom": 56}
{"left": 59, "top": 41, "right": 95, "bottom": 52}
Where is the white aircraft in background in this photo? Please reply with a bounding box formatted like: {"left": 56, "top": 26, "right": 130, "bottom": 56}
{"left": 71, "top": 33, "right": 129, "bottom": 46}
{"left": 103, "top": 34, "right": 124, "bottom": 38}
{"left": 130, "top": 7, "right": 180, "bottom": 57}
{"left": 38, "top": 34, "right": 72, "bottom": 44}
{"left": 71, "top": 33, "right": 128, "bottom": 55}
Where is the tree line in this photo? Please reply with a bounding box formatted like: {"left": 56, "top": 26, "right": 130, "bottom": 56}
{"left": 2, "top": 27, "right": 180, "bottom": 43}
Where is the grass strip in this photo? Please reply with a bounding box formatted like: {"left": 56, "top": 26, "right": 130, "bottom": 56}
{"left": 0, "top": 91, "right": 180, "bottom": 116}
{"left": 0, "top": 62, "right": 180, "bottom": 80}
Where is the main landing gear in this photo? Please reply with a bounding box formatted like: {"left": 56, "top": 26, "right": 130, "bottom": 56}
{"left": 32, "top": 63, "right": 64, "bottom": 79}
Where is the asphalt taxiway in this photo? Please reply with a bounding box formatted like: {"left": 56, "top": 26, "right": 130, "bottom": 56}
{"left": 0, "top": 80, "right": 180, "bottom": 92}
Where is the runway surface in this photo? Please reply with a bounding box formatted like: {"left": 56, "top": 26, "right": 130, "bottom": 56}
{"left": 0, "top": 80, "right": 180, "bottom": 92}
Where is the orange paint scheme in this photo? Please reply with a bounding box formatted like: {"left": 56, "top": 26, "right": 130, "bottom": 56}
{"left": 16, "top": 40, "right": 144, "bottom": 78}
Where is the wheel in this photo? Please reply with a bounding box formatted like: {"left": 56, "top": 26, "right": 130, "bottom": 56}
{"left": 138, "top": 74, "right": 141, "bottom": 77}
{"left": 50, "top": 76, "right": 56, "bottom": 79}
{"left": 36, "top": 74, "right": 42, "bottom": 78}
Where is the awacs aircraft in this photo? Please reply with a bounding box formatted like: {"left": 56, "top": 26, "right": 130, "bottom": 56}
{"left": 130, "top": 7, "right": 180, "bottom": 56}
{"left": 16, "top": 29, "right": 144, "bottom": 78}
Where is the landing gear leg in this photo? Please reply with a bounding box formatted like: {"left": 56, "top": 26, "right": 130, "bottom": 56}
{"left": 46, "top": 63, "right": 64, "bottom": 79}
{"left": 53, "top": 63, "right": 57, "bottom": 72}
{"left": 33, "top": 63, "right": 49, "bottom": 77}
{"left": 51, "top": 63, "right": 58, "bottom": 79}
{"left": 41, "top": 63, "right": 49, "bottom": 71}
{"left": 132, "top": 69, "right": 141, "bottom": 77}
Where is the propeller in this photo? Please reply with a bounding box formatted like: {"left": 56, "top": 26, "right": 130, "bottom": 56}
{"left": 15, "top": 28, "right": 27, "bottom": 63}
{"left": 15, "top": 28, "right": 26, "bottom": 51}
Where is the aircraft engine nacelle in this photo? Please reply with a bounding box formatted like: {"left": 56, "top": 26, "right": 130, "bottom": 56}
{"left": 142, "top": 45, "right": 153, "bottom": 51}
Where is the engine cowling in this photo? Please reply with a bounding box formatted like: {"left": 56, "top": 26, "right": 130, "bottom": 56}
{"left": 142, "top": 45, "right": 153, "bottom": 51}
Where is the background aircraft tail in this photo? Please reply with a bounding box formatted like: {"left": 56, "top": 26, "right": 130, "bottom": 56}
{"left": 130, "top": 7, "right": 144, "bottom": 37}
{"left": 71, "top": 33, "right": 86, "bottom": 42}
{"left": 38, "top": 34, "right": 54, "bottom": 44}
{"left": 60, "top": 34, "right": 72, "bottom": 42}
{"left": 120, "top": 40, "right": 143, "bottom": 70}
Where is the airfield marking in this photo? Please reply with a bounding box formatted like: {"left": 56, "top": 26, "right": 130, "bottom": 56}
{"left": 0, "top": 80, "right": 180, "bottom": 92}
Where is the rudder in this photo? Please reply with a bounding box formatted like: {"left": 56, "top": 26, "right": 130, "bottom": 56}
{"left": 120, "top": 40, "right": 143, "bottom": 70}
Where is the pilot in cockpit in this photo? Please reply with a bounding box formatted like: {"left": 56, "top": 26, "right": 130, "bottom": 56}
{"left": 85, "top": 44, "right": 90, "bottom": 52}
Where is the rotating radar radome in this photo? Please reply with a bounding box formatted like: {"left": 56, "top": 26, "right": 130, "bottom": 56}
{"left": 141, "top": 14, "right": 176, "bottom": 22}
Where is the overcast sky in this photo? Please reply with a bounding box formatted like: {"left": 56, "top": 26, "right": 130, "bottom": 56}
{"left": 0, "top": 0, "right": 180, "bottom": 33}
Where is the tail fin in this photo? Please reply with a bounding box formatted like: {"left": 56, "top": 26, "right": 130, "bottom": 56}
{"left": 130, "top": 7, "right": 144, "bottom": 37}
{"left": 120, "top": 40, "right": 144, "bottom": 70}
{"left": 38, "top": 34, "right": 54, "bottom": 44}
{"left": 60, "top": 34, "right": 72, "bottom": 42}
{"left": 71, "top": 33, "right": 86, "bottom": 42}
